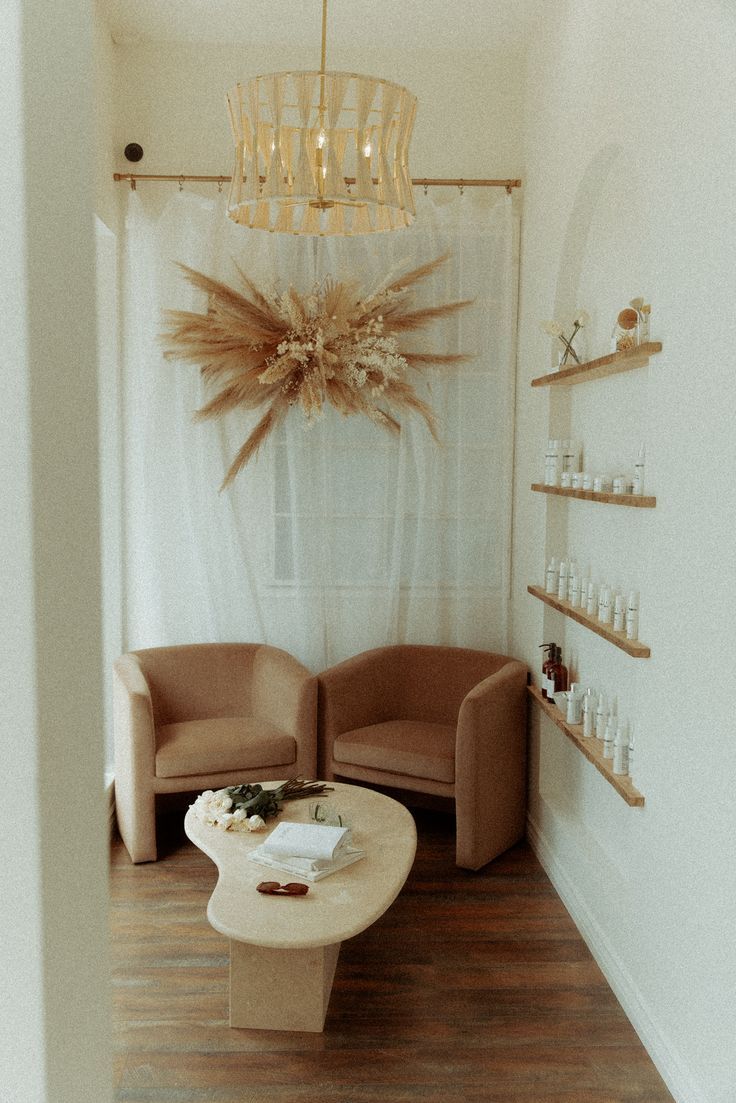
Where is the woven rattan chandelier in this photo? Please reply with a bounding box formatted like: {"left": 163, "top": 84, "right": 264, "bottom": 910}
{"left": 226, "top": 0, "right": 417, "bottom": 235}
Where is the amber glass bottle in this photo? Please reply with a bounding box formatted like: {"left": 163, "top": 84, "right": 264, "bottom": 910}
{"left": 540, "top": 642, "right": 555, "bottom": 699}
{"left": 551, "top": 646, "right": 569, "bottom": 693}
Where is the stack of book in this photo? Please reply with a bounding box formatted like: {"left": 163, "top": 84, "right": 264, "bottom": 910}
{"left": 248, "top": 821, "right": 365, "bottom": 882}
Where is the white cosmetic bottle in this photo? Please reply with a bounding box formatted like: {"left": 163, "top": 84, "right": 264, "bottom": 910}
{"left": 561, "top": 439, "right": 575, "bottom": 474}
{"left": 586, "top": 581, "right": 598, "bottom": 617}
{"left": 603, "top": 712, "right": 616, "bottom": 758}
{"left": 569, "top": 571, "right": 581, "bottom": 608}
{"left": 545, "top": 557, "right": 559, "bottom": 595}
{"left": 578, "top": 571, "right": 589, "bottom": 609}
{"left": 626, "top": 591, "right": 640, "bottom": 641}
{"left": 567, "top": 554, "right": 578, "bottom": 599}
{"left": 557, "top": 557, "right": 569, "bottom": 601}
{"left": 613, "top": 592, "right": 625, "bottom": 632}
{"left": 595, "top": 694, "right": 607, "bottom": 740}
{"left": 632, "top": 444, "right": 646, "bottom": 496}
{"left": 613, "top": 720, "right": 629, "bottom": 775}
{"left": 544, "top": 439, "right": 562, "bottom": 486}
{"left": 566, "top": 683, "right": 583, "bottom": 725}
{"left": 582, "top": 689, "right": 596, "bottom": 738}
{"left": 598, "top": 585, "right": 612, "bottom": 624}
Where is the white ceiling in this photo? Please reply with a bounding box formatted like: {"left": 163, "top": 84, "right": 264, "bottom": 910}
{"left": 101, "top": 0, "right": 541, "bottom": 51}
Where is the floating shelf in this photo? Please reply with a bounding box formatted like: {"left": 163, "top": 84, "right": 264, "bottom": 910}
{"left": 528, "top": 686, "right": 645, "bottom": 806}
{"left": 527, "top": 584, "right": 651, "bottom": 658}
{"left": 531, "top": 483, "right": 656, "bottom": 508}
{"left": 531, "top": 342, "right": 662, "bottom": 388}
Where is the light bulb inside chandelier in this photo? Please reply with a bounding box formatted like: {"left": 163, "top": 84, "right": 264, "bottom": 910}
{"left": 226, "top": 0, "right": 417, "bottom": 235}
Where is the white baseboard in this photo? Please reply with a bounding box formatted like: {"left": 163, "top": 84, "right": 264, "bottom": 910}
{"left": 527, "top": 814, "right": 706, "bottom": 1103}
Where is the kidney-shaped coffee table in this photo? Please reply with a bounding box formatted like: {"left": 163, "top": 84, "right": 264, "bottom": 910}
{"left": 184, "top": 781, "right": 417, "bottom": 1032}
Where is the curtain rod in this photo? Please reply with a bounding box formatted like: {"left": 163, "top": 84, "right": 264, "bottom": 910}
{"left": 113, "top": 172, "right": 521, "bottom": 194}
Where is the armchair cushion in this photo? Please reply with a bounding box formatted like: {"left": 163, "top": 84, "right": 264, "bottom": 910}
{"left": 154, "top": 717, "right": 296, "bottom": 779}
{"left": 333, "top": 721, "right": 455, "bottom": 785}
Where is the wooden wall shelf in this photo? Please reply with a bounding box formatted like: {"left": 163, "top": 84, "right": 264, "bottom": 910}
{"left": 531, "top": 483, "right": 656, "bottom": 508}
{"left": 528, "top": 686, "right": 645, "bottom": 806}
{"left": 531, "top": 342, "right": 662, "bottom": 388}
{"left": 527, "top": 584, "right": 651, "bottom": 657}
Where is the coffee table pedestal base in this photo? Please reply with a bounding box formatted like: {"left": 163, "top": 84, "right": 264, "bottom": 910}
{"left": 229, "top": 940, "right": 341, "bottom": 1032}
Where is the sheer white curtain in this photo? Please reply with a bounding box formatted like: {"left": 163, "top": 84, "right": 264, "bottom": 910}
{"left": 121, "top": 188, "right": 518, "bottom": 671}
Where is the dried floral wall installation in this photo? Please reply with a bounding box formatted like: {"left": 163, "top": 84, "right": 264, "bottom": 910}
{"left": 161, "top": 254, "right": 471, "bottom": 488}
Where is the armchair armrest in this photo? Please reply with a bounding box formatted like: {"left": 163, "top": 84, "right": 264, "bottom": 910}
{"left": 112, "top": 654, "right": 156, "bottom": 779}
{"left": 455, "top": 658, "right": 528, "bottom": 870}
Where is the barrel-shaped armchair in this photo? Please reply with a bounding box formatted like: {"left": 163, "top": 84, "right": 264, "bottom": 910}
{"left": 318, "top": 645, "right": 527, "bottom": 870}
{"left": 113, "top": 643, "right": 317, "bottom": 863}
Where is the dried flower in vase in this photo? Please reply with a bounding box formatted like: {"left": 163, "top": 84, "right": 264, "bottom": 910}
{"left": 161, "top": 254, "right": 472, "bottom": 489}
{"left": 540, "top": 310, "right": 590, "bottom": 366}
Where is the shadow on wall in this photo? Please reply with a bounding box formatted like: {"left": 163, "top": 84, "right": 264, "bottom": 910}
{"left": 553, "top": 142, "right": 622, "bottom": 326}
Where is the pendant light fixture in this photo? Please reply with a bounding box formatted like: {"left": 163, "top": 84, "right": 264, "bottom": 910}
{"left": 226, "top": 0, "right": 417, "bottom": 235}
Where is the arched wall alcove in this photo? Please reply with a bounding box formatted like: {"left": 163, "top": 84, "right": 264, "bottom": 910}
{"left": 540, "top": 140, "right": 649, "bottom": 821}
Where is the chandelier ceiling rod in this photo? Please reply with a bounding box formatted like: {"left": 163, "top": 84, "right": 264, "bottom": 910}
{"left": 320, "top": 0, "right": 328, "bottom": 74}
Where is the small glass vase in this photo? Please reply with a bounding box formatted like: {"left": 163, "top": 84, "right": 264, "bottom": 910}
{"left": 558, "top": 333, "right": 586, "bottom": 368}
{"left": 308, "top": 802, "right": 351, "bottom": 828}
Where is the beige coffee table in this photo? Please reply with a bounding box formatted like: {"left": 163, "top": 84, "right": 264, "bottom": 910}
{"left": 184, "top": 781, "right": 417, "bottom": 1032}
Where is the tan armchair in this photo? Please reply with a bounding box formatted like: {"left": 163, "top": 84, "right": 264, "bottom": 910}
{"left": 113, "top": 643, "right": 317, "bottom": 863}
{"left": 318, "top": 644, "right": 527, "bottom": 870}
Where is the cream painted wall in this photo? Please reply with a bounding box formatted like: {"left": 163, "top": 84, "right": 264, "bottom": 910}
{"left": 94, "top": 1, "right": 119, "bottom": 230}
{"left": 512, "top": 3, "right": 736, "bottom": 1102}
{"left": 1, "top": 0, "right": 111, "bottom": 1098}
{"left": 94, "top": 3, "right": 123, "bottom": 775}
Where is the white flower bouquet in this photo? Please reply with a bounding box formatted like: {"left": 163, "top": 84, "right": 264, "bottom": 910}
{"left": 192, "top": 778, "right": 333, "bottom": 833}
{"left": 193, "top": 788, "right": 267, "bottom": 832}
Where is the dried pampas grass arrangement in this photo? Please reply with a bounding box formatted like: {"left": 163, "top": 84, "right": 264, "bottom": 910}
{"left": 161, "top": 252, "right": 472, "bottom": 489}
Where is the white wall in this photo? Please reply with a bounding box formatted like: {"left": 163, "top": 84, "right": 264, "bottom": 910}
{"left": 94, "top": 3, "right": 124, "bottom": 776}
{"left": 94, "top": 0, "right": 119, "bottom": 230}
{"left": 0, "top": 0, "right": 111, "bottom": 1098}
{"left": 512, "top": 3, "right": 736, "bottom": 1102}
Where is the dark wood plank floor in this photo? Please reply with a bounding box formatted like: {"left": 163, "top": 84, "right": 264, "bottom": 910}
{"left": 110, "top": 806, "right": 674, "bottom": 1103}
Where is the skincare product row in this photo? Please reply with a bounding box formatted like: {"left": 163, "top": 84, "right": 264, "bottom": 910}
{"left": 543, "top": 439, "right": 582, "bottom": 486}
{"left": 544, "top": 553, "right": 640, "bottom": 640}
{"left": 543, "top": 441, "right": 646, "bottom": 495}
{"left": 538, "top": 647, "right": 635, "bottom": 778}
{"left": 559, "top": 685, "right": 635, "bottom": 778}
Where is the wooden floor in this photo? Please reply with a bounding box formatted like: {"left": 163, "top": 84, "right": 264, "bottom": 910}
{"left": 110, "top": 807, "right": 674, "bottom": 1103}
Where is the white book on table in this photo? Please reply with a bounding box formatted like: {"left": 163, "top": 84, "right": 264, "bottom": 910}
{"left": 247, "top": 844, "right": 365, "bottom": 882}
{"left": 248, "top": 820, "right": 364, "bottom": 882}
{"left": 259, "top": 821, "right": 350, "bottom": 860}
